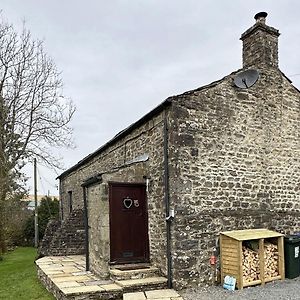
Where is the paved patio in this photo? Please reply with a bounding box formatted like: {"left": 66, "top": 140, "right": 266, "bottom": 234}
{"left": 36, "top": 255, "right": 182, "bottom": 300}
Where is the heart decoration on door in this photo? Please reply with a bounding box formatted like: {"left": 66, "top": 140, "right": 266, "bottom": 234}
{"left": 123, "top": 197, "right": 133, "bottom": 209}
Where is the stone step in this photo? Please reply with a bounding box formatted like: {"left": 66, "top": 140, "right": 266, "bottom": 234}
{"left": 123, "top": 289, "right": 183, "bottom": 300}
{"left": 115, "top": 276, "right": 168, "bottom": 293}
{"left": 48, "top": 248, "right": 85, "bottom": 255}
{"left": 110, "top": 265, "right": 161, "bottom": 281}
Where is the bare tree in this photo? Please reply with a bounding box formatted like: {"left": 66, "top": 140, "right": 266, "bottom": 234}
{"left": 0, "top": 19, "right": 75, "bottom": 253}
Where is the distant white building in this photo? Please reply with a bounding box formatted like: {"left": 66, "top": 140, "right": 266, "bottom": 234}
{"left": 21, "top": 195, "right": 58, "bottom": 210}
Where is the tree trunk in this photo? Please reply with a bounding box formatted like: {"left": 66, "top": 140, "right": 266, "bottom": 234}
{"left": 0, "top": 199, "right": 7, "bottom": 254}
{"left": 0, "top": 177, "right": 8, "bottom": 254}
{"left": 0, "top": 221, "right": 6, "bottom": 254}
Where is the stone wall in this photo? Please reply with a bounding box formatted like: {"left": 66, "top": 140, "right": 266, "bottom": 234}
{"left": 59, "top": 67, "right": 300, "bottom": 288}
{"left": 39, "top": 219, "right": 61, "bottom": 256}
{"left": 58, "top": 68, "right": 300, "bottom": 288}
{"left": 39, "top": 209, "right": 85, "bottom": 256}
{"left": 60, "top": 113, "right": 169, "bottom": 277}
{"left": 58, "top": 15, "right": 300, "bottom": 290}
{"left": 241, "top": 18, "right": 279, "bottom": 68}
{"left": 168, "top": 67, "right": 300, "bottom": 288}
{"left": 87, "top": 183, "right": 110, "bottom": 278}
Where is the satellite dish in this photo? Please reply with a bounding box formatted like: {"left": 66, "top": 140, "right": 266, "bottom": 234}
{"left": 234, "top": 69, "right": 259, "bottom": 88}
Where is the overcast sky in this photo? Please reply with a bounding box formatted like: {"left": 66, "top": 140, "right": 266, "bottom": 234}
{"left": 1, "top": 0, "right": 300, "bottom": 196}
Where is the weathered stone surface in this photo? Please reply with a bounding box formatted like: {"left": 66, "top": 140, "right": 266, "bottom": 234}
{"left": 55, "top": 281, "right": 81, "bottom": 288}
{"left": 115, "top": 277, "right": 168, "bottom": 288}
{"left": 39, "top": 219, "right": 60, "bottom": 256}
{"left": 56, "top": 14, "right": 300, "bottom": 291}
{"left": 145, "top": 289, "right": 180, "bottom": 298}
{"left": 53, "top": 275, "right": 91, "bottom": 283}
{"left": 61, "top": 285, "right": 104, "bottom": 295}
{"left": 36, "top": 255, "right": 124, "bottom": 300}
{"left": 110, "top": 266, "right": 161, "bottom": 281}
{"left": 101, "top": 283, "right": 123, "bottom": 291}
{"left": 59, "top": 113, "right": 168, "bottom": 278}
{"left": 36, "top": 255, "right": 173, "bottom": 300}
{"left": 39, "top": 209, "right": 85, "bottom": 257}
{"left": 123, "top": 292, "right": 146, "bottom": 300}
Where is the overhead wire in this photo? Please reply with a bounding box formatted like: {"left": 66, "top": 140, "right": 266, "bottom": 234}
{"left": 38, "top": 171, "right": 58, "bottom": 190}
{"left": 37, "top": 167, "right": 53, "bottom": 217}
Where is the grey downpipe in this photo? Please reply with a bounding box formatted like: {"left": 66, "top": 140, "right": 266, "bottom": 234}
{"left": 82, "top": 186, "right": 89, "bottom": 271}
{"left": 163, "top": 110, "right": 173, "bottom": 288}
{"left": 59, "top": 181, "right": 64, "bottom": 222}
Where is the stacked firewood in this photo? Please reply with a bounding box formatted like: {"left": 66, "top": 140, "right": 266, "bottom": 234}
{"left": 242, "top": 246, "right": 259, "bottom": 282}
{"left": 242, "top": 242, "right": 279, "bottom": 283}
{"left": 264, "top": 242, "right": 279, "bottom": 278}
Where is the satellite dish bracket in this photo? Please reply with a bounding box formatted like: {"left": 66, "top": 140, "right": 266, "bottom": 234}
{"left": 234, "top": 69, "right": 259, "bottom": 89}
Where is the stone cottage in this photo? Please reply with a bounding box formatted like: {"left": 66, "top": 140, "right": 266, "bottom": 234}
{"left": 54, "top": 13, "right": 300, "bottom": 289}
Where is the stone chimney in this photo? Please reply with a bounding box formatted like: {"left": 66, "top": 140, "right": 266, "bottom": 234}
{"left": 240, "top": 12, "right": 280, "bottom": 68}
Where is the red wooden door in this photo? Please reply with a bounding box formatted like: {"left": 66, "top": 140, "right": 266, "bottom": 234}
{"left": 109, "top": 182, "right": 149, "bottom": 264}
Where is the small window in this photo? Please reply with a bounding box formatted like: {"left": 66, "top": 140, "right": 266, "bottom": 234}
{"left": 68, "top": 191, "right": 73, "bottom": 213}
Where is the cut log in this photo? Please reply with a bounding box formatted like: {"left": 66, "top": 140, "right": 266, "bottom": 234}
{"left": 242, "top": 243, "right": 279, "bottom": 282}
{"left": 264, "top": 242, "right": 279, "bottom": 278}
{"left": 242, "top": 246, "right": 259, "bottom": 282}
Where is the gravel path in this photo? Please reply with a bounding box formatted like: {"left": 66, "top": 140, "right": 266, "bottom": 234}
{"left": 181, "top": 277, "right": 300, "bottom": 300}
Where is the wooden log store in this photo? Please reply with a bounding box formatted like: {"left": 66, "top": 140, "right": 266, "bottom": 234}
{"left": 220, "top": 229, "right": 285, "bottom": 289}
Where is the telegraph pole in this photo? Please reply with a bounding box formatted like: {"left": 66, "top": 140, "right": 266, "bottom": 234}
{"left": 34, "top": 158, "right": 39, "bottom": 247}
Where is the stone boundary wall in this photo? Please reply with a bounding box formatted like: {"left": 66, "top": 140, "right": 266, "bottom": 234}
{"left": 39, "top": 219, "right": 61, "bottom": 256}
{"left": 39, "top": 209, "right": 85, "bottom": 257}
{"left": 36, "top": 265, "right": 122, "bottom": 300}
{"left": 37, "top": 266, "right": 68, "bottom": 300}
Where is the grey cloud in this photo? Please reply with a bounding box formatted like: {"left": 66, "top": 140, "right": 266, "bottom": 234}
{"left": 1, "top": 0, "right": 300, "bottom": 195}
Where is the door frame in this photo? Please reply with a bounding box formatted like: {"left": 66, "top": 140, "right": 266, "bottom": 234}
{"left": 108, "top": 181, "right": 150, "bottom": 264}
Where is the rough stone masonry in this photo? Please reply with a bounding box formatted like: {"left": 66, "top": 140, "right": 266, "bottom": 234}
{"left": 56, "top": 12, "right": 300, "bottom": 289}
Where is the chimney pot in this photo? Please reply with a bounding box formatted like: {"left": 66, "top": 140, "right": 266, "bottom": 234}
{"left": 254, "top": 12, "right": 268, "bottom": 24}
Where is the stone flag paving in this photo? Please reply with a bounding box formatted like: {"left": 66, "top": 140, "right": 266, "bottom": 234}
{"left": 123, "top": 289, "right": 183, "bottom": 300}
{"left": 36, "top": 255, "right": 182, "bottom": 300}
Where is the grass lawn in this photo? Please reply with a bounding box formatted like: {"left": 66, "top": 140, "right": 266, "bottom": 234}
{"left": 0, "top": 247, "right": 55, "bottom": 300}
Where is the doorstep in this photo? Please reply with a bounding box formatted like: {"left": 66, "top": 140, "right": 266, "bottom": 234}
{"left": 36, "top": 255, "right": 179, "bottom": 300}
